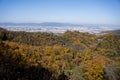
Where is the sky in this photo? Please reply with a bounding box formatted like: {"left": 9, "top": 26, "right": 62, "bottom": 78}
{"left": 0, "top": 0, "right": 120, "bottom": 24}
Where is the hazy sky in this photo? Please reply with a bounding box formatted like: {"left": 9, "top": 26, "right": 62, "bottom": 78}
{"left": 0, "top": 0, "right": 120, "bottom": 24}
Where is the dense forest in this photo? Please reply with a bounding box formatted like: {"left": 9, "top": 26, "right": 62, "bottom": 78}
{"left": 0, "top": 27, "right": 120, "bottom": 80}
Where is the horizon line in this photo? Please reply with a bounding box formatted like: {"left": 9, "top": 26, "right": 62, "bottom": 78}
{"left": 0, "top": 22, "right": 120, "bottom": 25}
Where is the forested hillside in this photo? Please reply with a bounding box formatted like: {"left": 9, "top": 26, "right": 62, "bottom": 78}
{"left": 0, "top": 27, "right": 120, "bottom": 80}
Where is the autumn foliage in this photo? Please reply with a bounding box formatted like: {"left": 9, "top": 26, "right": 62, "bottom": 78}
{"left": 0, "top": 28, "right": 120, "bottom": 80}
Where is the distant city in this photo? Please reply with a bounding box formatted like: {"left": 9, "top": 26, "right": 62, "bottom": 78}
{"left": 0, "top": 22, "right": 120, "bottom": 34}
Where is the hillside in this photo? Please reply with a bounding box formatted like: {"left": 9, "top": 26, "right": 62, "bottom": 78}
{"left": 102, "top": 30, "right": 120, "bottom": 34}
{"left": 0, "top": 27, "right": 120, "bottom": 80}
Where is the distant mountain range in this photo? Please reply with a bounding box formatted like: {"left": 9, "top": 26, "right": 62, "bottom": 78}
{"left": 0, "top": 22, "right": 80, "bottom": 26}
